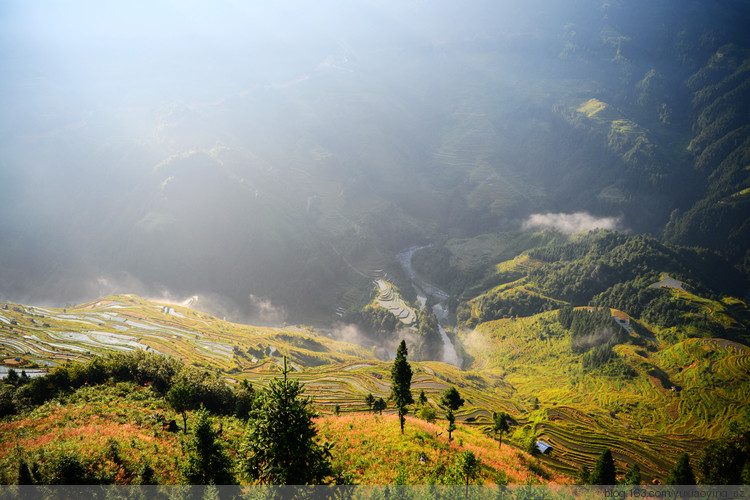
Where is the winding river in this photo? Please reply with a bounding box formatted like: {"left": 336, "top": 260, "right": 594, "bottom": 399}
{"left": 396, "top": 246, "right": 461, "bottom": 367}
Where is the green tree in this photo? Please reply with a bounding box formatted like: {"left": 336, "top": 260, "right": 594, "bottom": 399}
{"left": 233, "top": 379, "right": 255, "bottom": 420}
{"left": 16, "top": 459, "right": 34, "bottom": 485}
{"left": 373, "top": 397, "right": 387, "bottom": 415}
{"left": 590, "top": 449, "right": 617, "bottom": 485}
{"left": 446, "top": 410, "right": 457, "bottom": 441}
{"left": 492, "top": 412, "right": 510, "bottom": 448}
{"left": 137, "top": 463, "right": 157, "bottom": 485}
{"left": 577, "top": 465, "right": 591, "bottom": 485}
{"left": 6, "top": 368, "right": 19, "bottom": 386}
{"left": 440, "top": 386, "right": 465, "bottom": 412}
{"left": 666, "top": 453, "right": 695, "bottom": 485}
{"left": 441, "top": 387, "right": 464, "bottom": 442}
{"left": 365, "top": 393, "right": 375, "bottom": 412}
{"left": 697, "top": 438, "right": 747, "bottom": 485}
{"left": 622, "top": 463, "right": 642, "bottom": 485}
{"left": 416, "top": 404, "right": 437, "bottom": 423}
{"left": 181, "top": 408, "right": 236, "bottom": 484}
{"left": 240, "top": 358, "right": 333, "bottom": 485}
{"left": 44, "top": 452, "right": 97, "bottom": 484}
{"left": 0, "top": 385, "right": 16, "bottom": 417}
{"left": 166, "top": 383, "right": 196, "bottom": 434}
{"left": 418, "top": 390, "right": 428, "bottom": 406}
{"left": 390, "top": 340, "right": 414, "bottom": 434}
{"left": 455, "top": 451, "right": 481, "bottom": 497}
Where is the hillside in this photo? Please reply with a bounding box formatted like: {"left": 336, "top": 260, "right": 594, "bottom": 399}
{"left": 410, "top": 230, "right": 750, "bottom": 478}
{"left": 2, "top": 284, "right": 749, "bottom": 484}
{"left": 0, "top": 355, "right": 564, "bottom": 485}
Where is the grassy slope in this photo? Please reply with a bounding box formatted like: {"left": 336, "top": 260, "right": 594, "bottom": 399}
{"left": 455, "top": 251, "right": 750, "bottom": 480}
{"left": 0, "top": 294, "right": 374, "bottom": 374}
{"left": 317, "top": 413, "right": 570, "bottom": 485}
{"left": 2, "top": 285, "right": 749, "bottom": 483}
{"left": 0, "top": 382, "right": 565, "bottom": 485}
{"left": 0, "top": 383, "right": 186, "bottom": 484}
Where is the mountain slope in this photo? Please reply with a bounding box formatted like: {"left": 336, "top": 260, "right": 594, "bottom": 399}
{"left": 2, "top": 288, "right": 749, "bottom": 482}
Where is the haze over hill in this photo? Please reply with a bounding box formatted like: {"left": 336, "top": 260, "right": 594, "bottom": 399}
{"left": 1, "top": 0, "right": 749, "bottom": 324}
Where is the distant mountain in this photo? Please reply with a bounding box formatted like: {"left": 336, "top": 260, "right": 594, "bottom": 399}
{"left": 0, "top": 0, "right": 748, "bottom": 321}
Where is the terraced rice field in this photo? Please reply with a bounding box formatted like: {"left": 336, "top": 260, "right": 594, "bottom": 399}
{"left": 0, "top": 295, "right": 371, "bottom": 374}
{"left": 2, "top": 294, "right": 747, "bottom": 483}
{"left": 374, "top": 280, "right": 417, "bottom": 325}
{"left": 459, "top": 312, "right": 750, "bottom": 481}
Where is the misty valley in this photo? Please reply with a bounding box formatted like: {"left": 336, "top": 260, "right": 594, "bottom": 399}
{"left": 1, "top": 0, "right": 750, "bottom": 488}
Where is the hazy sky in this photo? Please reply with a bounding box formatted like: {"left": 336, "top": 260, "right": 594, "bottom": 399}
{"left": 1, "top": 0, "right": 746, "bottom": 320}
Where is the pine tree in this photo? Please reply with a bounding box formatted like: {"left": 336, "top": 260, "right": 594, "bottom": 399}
{"left": 234, "top": 379, "right": 255, "bottom": 420}
{"left": 166, "top": 383, "right": 196, "bottom": 434}
{"left": 440, "top": 386, "right": 464, "bottom": 412}
{"left": 590, "top": 448, "right": 617, "bottom": 485}
{"left": 6, "top": 368, "right": 19, "bottom": 387}
{"left": 666, "top": 453, "right": 695, "bottom": 485}
{"left": 16, "top": 459, "right": 34, "bottom": 485}
{"left": 241, "top": 357, "right": 333, "bottom": 484}
{"left": 492, "top": 412, "right": 510, "bottom": 448}
{"left": 441, "top": 386, "right": 464, "bottom": 441}
{"left": 455, "top": 451, "right": 481, "bottom": 497}
{"left": 137, "top": 462, "right": 157, "bottom": 485}
{"left": 696, "top": 439, "right": 746, "bottom": 485}
{"left": 373, "top": 397, "right": 387, "bottom": 415}
{"left": 622, "top": 463, "right": 641, "bottom": 485}
{"left": 365, "top": 393, "right": 375, "bottom": 412}
{"left": 181, "top": 408, "right": 236, "bottom": 484}
{"left": 446, "top": 410, "right": 456, "bottom": 441}
{"left": 390, "top": 340, "right": 413, "bottom": 434}
{"left": 577, "top": 465, "right": 591, "bottom": 485}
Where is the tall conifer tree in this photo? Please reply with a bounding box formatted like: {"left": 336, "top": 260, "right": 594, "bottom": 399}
{"left": 241, "top": 357, "right": 332, "bottom": 484}
{"left": 590, "top": 448, "right": 617, "bottom": 485}
{"left": 666, "top": 453, "right": 696, "bottom": 485}
{"left": 390, "top": 340, "right": 413, "bottom": 434}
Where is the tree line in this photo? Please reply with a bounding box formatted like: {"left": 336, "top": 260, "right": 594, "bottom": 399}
{"left": 578, "top": 437, "right": 750, "bottom": 486}
{"left": 2, "top": 342, "right": 494, "bottom": 486}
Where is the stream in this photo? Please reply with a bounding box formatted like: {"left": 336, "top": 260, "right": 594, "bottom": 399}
{"left": 396, "top": 246, "right": 461, "bottom": 367}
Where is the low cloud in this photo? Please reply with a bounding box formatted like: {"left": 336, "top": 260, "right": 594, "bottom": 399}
{"left": 248, "top": 294, "right": 287, "bottom": 325}
{"left": 522, "top": 212, "right": 622, "bottom": 235}
{"left": 330, "top": 323, "right": 371, "bottom": 346}
{"left": 329, "top": 322, "right": 419, "bottom": 361}
{"left": 572, "top": 327, "right": 618, "bottom": 351}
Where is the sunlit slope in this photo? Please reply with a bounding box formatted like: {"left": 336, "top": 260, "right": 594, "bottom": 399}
{"left": 0, "top": 380, "right": 569, "bottom": 485}
{"left": 447, "top": 230, "right": 750, "bottom": 479}
{"left": 0, "top": 294, "right": 373, "bottom": 372}
{"left": 317, "top": 413, "right": 571, "bottom": 485}
{"left": 2, "top": 291, "right": 749, "bottom": 482}
{"left": 460, "top": 311, "right": 750, "bottom": 480}
{"left": 0, "top": 294, "right": 506, "bottom": 428}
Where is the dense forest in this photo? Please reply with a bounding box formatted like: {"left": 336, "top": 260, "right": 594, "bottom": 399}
{"left": 449, "top": 230, "right": 749, "bottom": 345}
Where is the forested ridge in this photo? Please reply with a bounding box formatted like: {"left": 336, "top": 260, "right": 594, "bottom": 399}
{"left": 451, "top": 230, "right": 749, "bottom": 345}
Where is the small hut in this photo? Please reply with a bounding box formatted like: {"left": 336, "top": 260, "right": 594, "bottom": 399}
{"left": 535, "top": 440, "right": 553, "bottom": 455}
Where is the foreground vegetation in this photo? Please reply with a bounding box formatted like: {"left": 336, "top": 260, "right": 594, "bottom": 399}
{"left": 1, "top": 269, "right": 748, "bottom": 485}
{"left": 0, "top": 351, "right": 566, "bottom": 485}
